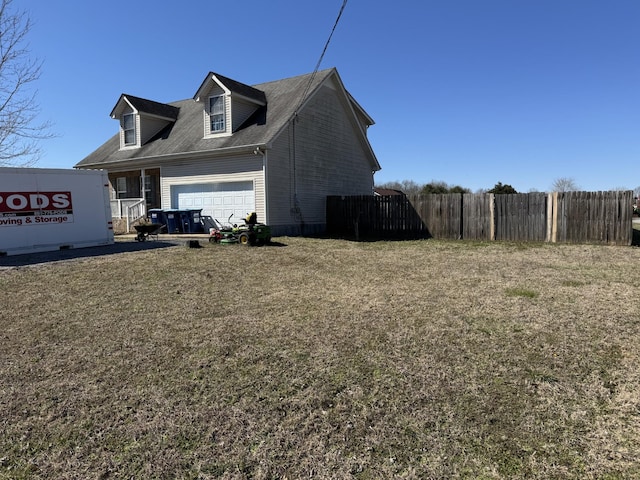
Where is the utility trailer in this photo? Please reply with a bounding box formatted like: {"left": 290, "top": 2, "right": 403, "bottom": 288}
{"left": 0, "top": 167, "right": 114, "bottom": 256}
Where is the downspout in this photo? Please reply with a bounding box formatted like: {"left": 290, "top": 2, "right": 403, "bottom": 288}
{"left": 254, "top": 146, "right": 268, "bottom": 225}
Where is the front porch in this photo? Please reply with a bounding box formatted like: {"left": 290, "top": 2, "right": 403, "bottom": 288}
{"left": 108, "top": 168, "right": 160, "bottom": 233}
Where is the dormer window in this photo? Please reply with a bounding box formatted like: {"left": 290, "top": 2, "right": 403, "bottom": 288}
{"left": 193, "top": 72, "right": 267, "bottom": 139}
{"left": 123, "top": 113, "right": 136, "bottom": 145}
{"left": 209, "top": 95, "right": 226, "bottom": 133}
{"left": 111, "top": 94, "right": 179, "bottom": 150}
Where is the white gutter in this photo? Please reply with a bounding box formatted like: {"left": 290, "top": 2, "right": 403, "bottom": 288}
{"left": 79, "top": 144, "right": 268, "bottom": 169}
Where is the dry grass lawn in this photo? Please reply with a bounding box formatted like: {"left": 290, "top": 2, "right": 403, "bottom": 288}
{"left": 1, "top": 237, "right": 640, "bottom": 479}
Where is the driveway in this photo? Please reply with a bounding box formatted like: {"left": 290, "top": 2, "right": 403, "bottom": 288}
{"left": 0, "top": 237, "right": 197, "bottom": 269}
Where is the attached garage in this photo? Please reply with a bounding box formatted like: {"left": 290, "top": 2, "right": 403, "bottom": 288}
{"left": 160, "top": 155, "right": 266, "bottom": 227}
{"left": 170, "top": 181, "right": 255, "bottom": 223}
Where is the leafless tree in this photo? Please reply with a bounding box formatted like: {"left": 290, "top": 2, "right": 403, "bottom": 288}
{"left": 551, "top": 177, "right": 580, "bottom": 192}
{"left": 0, "top": 0, "right": 52, "bottom": 166}
{"left": 375, "top": 179, "right": 423, "bottom": 195}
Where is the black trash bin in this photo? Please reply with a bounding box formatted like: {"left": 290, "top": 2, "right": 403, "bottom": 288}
{"left": 178, "top": 210, "right": 190, "bottom": 233}
{"left": 164, "top": 209, "right": 181, "bottom": 233}
{"left": 148, "top": 209, "right": 167, "bottom": 233}
{"left": 184, "top": 209, "right": 204, "bottom": 233}
{"left": 147, "top": 208, "right": 167, "bottom": 229}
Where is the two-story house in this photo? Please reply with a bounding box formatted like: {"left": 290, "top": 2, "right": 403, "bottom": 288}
{"left": 75, "top": 68, "right": 380, "bottom": 236}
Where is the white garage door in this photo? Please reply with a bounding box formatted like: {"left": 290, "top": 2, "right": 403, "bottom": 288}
{"left": 171, "top": 181, "right": 255, "bottom": 223}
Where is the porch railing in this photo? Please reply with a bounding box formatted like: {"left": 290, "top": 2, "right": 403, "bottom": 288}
{"left": 110, "top": 198, "right": 147, "bottom": 233}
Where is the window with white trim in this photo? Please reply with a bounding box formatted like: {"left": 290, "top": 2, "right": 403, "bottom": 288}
{"left": 116, "top": 177, "right": 127, "bottom": 198}
{"left": 143, "top": 175, "right": 154, "bottom": 207}
{"left": 209, "top": 95, "right": 226, "bottom": 133}
{"left": 123, "top": 113, "right": 136, "bottom": 145}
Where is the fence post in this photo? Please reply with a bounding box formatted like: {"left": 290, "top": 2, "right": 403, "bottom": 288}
{"left": 489, "top": 194, "right": 495, "bottom": 241}
{"left": 552, "top": 192, "right": 556, "bottom": 243}
{"left": 546, "top": 193, "right": 553, "bottom": 242}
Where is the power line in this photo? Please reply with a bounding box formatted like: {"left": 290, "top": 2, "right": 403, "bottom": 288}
{"left": 289, "top": 0, "right": 348, "bottom": 225}
{"left": 295, "top": 0, "right": 348, "bottom": 116}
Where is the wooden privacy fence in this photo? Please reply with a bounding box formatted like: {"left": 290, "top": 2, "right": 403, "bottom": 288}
{"left": 326, "top": 191, "right": 634, "bottom": 245}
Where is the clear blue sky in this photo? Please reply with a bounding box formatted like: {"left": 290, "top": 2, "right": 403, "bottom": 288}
{"left": 22, "top": 0, "right": 640, "bottom": 193}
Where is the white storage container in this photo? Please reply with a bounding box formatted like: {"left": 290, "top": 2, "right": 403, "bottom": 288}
{"left": 0, "top": 167, "right": 114, "bottom": 256}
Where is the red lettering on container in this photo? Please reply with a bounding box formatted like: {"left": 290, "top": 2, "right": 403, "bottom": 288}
{"left": 0, "top": 192, "right": 72, "bottom": 213}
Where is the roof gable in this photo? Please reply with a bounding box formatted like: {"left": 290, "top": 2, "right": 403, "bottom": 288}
{"left": 193, "top": 72, "right": 266, "bottom": 106}
{"left": 266, "top": 69, "right": 380, "bottom": 171}
{"left": 110, "top": 94, "right": 179, "bottom": 121}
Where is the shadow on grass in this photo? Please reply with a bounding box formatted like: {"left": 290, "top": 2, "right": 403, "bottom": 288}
{"left": 207, "top": 240, "right": 288, "bottom": 248}
{"left": 633, "top": 226, "right": 640, "bottom": 247}
{"left": 264, "top": 240, "right": 288, "bottom": 247}
{"left": 0, "top": 241, "right": 179, "bottom": 268}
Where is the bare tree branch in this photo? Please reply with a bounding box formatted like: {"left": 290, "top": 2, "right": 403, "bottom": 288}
{"left": 0, "top": 0, "right": 53, "bottom": 167}
{"left": 551, "top": 177, "right": 580, "bottom": 193}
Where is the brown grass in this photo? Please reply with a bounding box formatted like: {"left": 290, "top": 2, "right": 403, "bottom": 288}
{"left": 1, "top": 237, "right": 640, "bottom": 479}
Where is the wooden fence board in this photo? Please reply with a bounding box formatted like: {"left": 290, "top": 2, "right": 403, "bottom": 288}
{"left": 553, "top": 191, "right": 633, "bottom": 245}
{"left": 493, "top": 193, "right": 548, "bottom": 242}
{"left": 326, "top": 191, "right": 633, "bottom": 245}
{"left": 461, "top": 193, "right": 492, "bottom": 241}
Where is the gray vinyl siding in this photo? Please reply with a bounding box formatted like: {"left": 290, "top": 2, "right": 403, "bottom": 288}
{"left": 119, "top": 113, "right": 171, "bottom": 148}
{"left": 266, "top": 130, "right": 296, "bottom": 230}
{"left": 160, "top": 154, "right": 265, "bottom": 222}
{"left": 140, "top": 115, "right": 171, "bottom": 145}
{"left": 200, "top": 94, "right": 257, "bottom": 137}
{"left": 266, "top": 82, "right": 374, "bottom": 235}
{"left": 232, "top": 98, "right": 259, "bottom": 132}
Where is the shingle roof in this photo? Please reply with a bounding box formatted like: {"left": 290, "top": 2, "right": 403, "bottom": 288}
{"left": 196, "top": 72, "right": 267, "bottom": 105}
{"left": 75, "top": 68, "right": 368, "bottom": 168}
{"left": 110, "top": 94, "right": 180, "bottom": 120}
{"left": 374, "top": 188, "right": 405, "bottom": 196}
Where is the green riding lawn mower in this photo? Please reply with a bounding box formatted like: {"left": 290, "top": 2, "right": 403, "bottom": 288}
{"left": 209, "top": 212, "right": 272, "bottom": 246}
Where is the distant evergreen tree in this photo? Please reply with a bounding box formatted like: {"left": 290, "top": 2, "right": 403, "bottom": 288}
{"left": 488, "top": 182, "right": 518, "bottom": 194}
{"left": 421, "top": 181, "right": 471, "bottom": 195}
{"left": 377, "top": 180, "right": 472, "bottom": 195}
{"left": 448, "top": 185, "right": 471, "bottom": 194}
{"left": 421, "top": 181, "right": 449, "bottom": 194}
